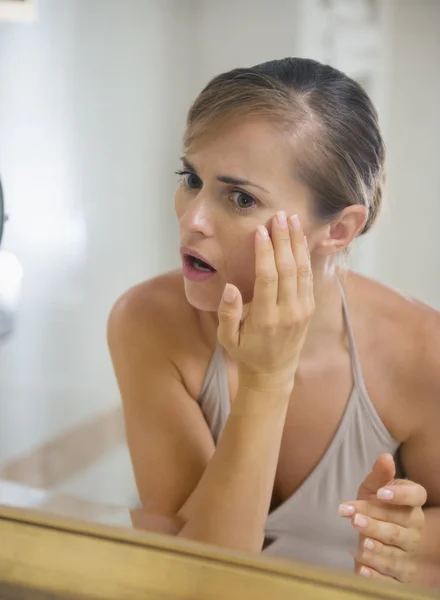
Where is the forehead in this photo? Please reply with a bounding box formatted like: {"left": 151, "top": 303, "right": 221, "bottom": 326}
{"left": 186, "top": 117, "right": 297, "bottom": 192}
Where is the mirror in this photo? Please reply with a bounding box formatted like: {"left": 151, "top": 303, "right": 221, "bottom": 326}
{"left": 1, "top": 0, "right": 439, "bottom": 595}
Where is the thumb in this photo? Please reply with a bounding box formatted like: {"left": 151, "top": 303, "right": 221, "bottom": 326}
{"left": 217, "top": 283, "right": 242, "bottom": 350}
{"left": 357, "top": 453, "right": 396, "bottom": 500}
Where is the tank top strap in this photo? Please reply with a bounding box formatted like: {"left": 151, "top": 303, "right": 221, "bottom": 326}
{"left": 336, "top": 274, "right": 397, "bottom": 445}
{"left": 336, "top": 275, "right": 367, "bottom": 396}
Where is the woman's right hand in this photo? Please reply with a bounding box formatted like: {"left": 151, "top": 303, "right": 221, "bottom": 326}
{"left": 217, "top": 211, "right": 314, "bottom": 393}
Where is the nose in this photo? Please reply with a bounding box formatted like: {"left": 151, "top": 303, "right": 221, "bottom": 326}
{"left": 180, "top": 195, "right": 214, "bottom": 237}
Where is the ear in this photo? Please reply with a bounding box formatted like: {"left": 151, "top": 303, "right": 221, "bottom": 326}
{"left": 313, "top": 205, "right": 367, "bottom": 256}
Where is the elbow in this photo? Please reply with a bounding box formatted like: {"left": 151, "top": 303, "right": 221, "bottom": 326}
{"left": 177, "top": 516, "right": 265, "bottom": 554}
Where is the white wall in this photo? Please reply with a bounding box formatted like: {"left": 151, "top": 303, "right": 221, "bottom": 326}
{"left": 0, "top": 0, "right": 195, "bottom": 463}
{"left": 193, "top": 0, "right": 299, "bottom": 88}
{"left": 0, "top": 0, "right": 438, "bottom": 501}
{"left": 368, "top": 0, "right": 440, "bottom": 308}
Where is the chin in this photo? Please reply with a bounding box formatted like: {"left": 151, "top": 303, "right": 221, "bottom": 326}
{"left": 183, "top": 279, "right": 222, "bottom": 313}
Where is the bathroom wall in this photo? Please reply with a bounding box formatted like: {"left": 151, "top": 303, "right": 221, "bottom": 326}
{"left": 0, "top": 0, "right": 438, "bottom": 505}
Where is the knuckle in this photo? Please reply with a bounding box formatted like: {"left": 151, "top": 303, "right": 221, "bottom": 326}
{"left": 363, "top": 519, "right": 376, "bottom": 538}
{"left": 256, "top": 269, "right": 278, "bottom": 284}
{"left": 261, "top": 239, "right": 274, "bottom": 250}
{"left": 383, "top": 505, "right": 397, "bottom": 524}
{"left": 280, "top": 310, "right": 300, "bottom": 327}
{"left": 301, "top": 306, "right": 314, "bottom": 323}
{"left": 278, "top": 263, "right": 297, "bottom": 278}
{"left": 305, "top": 300, "right": 315, "bottom": 317}
{"left": 261, "top": 321, "right": 278, "bottom": 336}
{"left": 388, "top": 523, "right": 402, "bottom": 546}
{"left": 407, "top": 559, "right": 417, "bottom": 578}
{"left": 374, "top": 540, "right": 385, "bottom": 555}
{"left": 260, "top": 244, "right": 275, "bottom": 258}
{"left": 279, "top": 314, "right": 293, "bottom": 328}
{"left": 277, "top": 230, "right": 291, "bottom": 241}
{"left": 299, "top": 308, "right": 311, "bottom": 323}
{"left": 413, "top": 483, "right": 428, "bottom": 507}
{"left": 217, "top": 310, "right": 236, "bottom": 324}
{"left": 383, "top": 541, "right": 397, "bottom": 557}
{"left": 385, "top": 553, "right": 401, "bottom": 576}
{"left": 289, "top": 308, "right": 306, "bottom": 324}
{"left": 297, "top": 264, "right": 310, "bottom": 278}
{"left": 410, "top": 529, "right": 421, "bottom": 552}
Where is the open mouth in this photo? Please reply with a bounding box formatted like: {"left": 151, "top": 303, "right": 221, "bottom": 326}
{"left": 185, "top": 254, "right": 216, "bottom": 273}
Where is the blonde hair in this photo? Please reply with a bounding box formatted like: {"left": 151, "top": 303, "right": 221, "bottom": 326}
{"left": 184, "top": 58, "right": 385, "bottom": 236}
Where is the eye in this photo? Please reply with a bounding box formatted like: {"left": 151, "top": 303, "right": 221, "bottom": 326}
{"left": 175, "top": 170, "right": 201, "bottom": 189}
{"left": 230, "top": 191, "right": 256, "bottom": 211}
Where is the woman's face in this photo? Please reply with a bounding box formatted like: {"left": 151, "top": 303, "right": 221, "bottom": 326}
{"left": 174, "top": 117, "right": 314, "bottom": 312}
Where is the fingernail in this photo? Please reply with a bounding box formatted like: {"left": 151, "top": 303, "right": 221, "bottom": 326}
{"left": 354, "top": 514, "right": 368, "bottom": 528}
{"left": 364, "top": 538, "right": 375, "bottom": 551}
{"left": 223, "top": 284, "right": 236, "bottom": 303}
{"left": 304, "top": 235, "right": 309, "bottom": 250}
{"left": 360, "top": 566, "right": 371, "bottom": 577}
{"left": 257, "top": 225, "right": 269, "bottom": 239}
{"left": 377, "top": 488, "right": 393, "bottom": 500}
{"left": 276, "top": 211, "right": 287, "bottom": 228}
{"left": 338, "top": 504, "right": 355, "bottom": 517}
{"left": 288, "top": 214, "right": 300, "bottom": 231}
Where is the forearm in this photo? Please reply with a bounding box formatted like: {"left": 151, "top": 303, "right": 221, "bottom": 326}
{"left": 178, "top": 382, "right": 290, "bottom": 553}
{"left": 413, "top": 506, "right": 440, "bottom": 587}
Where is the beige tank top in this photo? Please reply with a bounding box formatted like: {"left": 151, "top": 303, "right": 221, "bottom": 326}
{"left": 197, "top": 279, "right": 402, "bottom": 572}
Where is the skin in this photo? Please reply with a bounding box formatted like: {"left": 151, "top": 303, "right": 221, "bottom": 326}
{"left": 108, "top": 117, "right": 440, "bottom": 586}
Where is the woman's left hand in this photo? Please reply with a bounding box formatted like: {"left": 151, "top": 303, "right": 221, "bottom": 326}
{"left": 339, "top": 453, "right": 427, "bottom": 583}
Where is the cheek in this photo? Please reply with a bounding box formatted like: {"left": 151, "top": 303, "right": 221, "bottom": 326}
{"left": 222, "top": 235, "right": 256, "bottom": 304}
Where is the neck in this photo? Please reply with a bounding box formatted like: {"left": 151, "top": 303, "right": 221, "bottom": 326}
{"left": 300, "top": 257, "right": 345, "bottom": 359}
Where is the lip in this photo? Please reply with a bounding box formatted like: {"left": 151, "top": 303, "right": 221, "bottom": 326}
{"left": 180, "top": 247, "right": 217, "bottom": 283}
{"left": 180, "top": 247, "right": 215, "bottom": 269}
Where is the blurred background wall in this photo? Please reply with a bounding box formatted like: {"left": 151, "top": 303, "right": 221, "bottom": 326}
{"left": 0, "top": 0, "right": 438, "bottom": 505}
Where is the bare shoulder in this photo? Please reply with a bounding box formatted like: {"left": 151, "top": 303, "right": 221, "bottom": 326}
{"left": 107, "top": 270, "right": 201, "bottom": 355}
{"left": 347, "top": 271, "right": 440, "bottom": 357}
{"left": 346, "top": 271, "right": 440, "bottom": 416}
{"left": 108, "top": 270, "right": 217, "bottom": 404}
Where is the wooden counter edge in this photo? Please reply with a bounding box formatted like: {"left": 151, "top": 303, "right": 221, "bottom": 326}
{"left": 0, "top": 503, "right": 437, "bottom": 600}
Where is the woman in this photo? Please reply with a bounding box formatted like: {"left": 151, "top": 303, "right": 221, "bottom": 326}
{"left": 108, "top": 58, "right": 440, "bottom": 584}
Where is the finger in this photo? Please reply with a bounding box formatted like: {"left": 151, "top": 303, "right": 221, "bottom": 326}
{"left": 217, "top": 283, "right": 243, "bottom": 350}
{"left": 376, "top": 482, "right": 428, "bottom": 508}
{"left": 250, "top": 225, "right": 278, "bottom": 323}
{"left": 351, "top": 512, "right": 421, "bottom": 552}
{"left": 339, "top": 500, "right": 419, "bottom": 529}
{"left": 288, "top": 214, "right": 311, "bottom": 304}
{"left": 356, "top": 562, "right": 401, "bottom": 583}
{"left": 357, "top": 453, "right": 396, "bottom": 500}
{"left": 271, "top": 211, "right": 297, "bottom": 307}
{"left": 304, "top": 235, "right": 314, "bottom": 307}
{"left": 355, "top": 544, "right": 412, "bottom": 582}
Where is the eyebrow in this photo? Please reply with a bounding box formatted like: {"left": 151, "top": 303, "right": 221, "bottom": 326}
{"left": 181, "top": 157, "right": 269, "bottom": 194}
